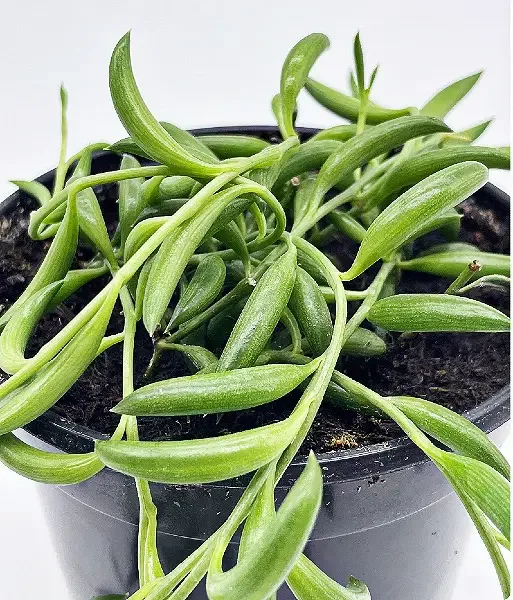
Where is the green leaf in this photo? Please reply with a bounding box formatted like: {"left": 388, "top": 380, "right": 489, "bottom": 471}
{"left": 67, "top": 150, "right": 116, "bottom": 262}
{"left": 305, "top": 77, "right": 413, "bottom": 124}
{"left": 449, "top": 478, "right": 510, "bottom": 599}
{"left": 309, "top": 116, "right": 452, "bottom": 220}
{"left": 10, "top": 180, "right": 51, "bottom": 206}
{"left": 458, "top": 119, "right": 493, "bottom": 144}
{"left": 288, "top": 554, "right": 371, "bottom": 600}
{"left": 375, "top": 146, "right": 510, "bottom": 204}
{"left": 207, "top": 452, "right": 323, "bottom": 600}
{"left": 421, "top": 72, "right": 482, "bottom": 118}
{"left": 118, "top": 154, "right": 144, "bottom": 250}
{"left": 0, "top": 286, "right": 118, "bottom": 435}
{"left": 0, "top": 192, "right": 79, "bottom": 330}
{"left": 158, "top": 175, "right": 200, "bottom": 201}
{"left": 399, "top": 250, "right": 510, "bottom": 279}
{"left": 288, "top": 267, "right": 333, "bottom": 356}
{"left": 124, "top": 216, "right": 169, "bottom": 261}
{"left": 159, "top": 342, "right": 218, "bottom": 372}
{"left": 405, "top": 207, "right": 461, "bottom": 244}
{"left": 0, "top": 432, "right": 103, "bottom": 485}
{"left": 0, "top": 282, "right": 61, "bottom": 374}
{"left": 389, "top": 396, "right": 510, "bottom": 479}
{"left": 272, "top": 140, "right": 343, "bottom": 194}
{"left": 48, "top": 266, "right": 108, "bottom": 310}
{"left": 353, "top": 32, "right": 365, "bottom": 93}
{"left": 159, "top": 121, "right": 218, "bottom": 163}
{"left": 340, "top": 161, "right": 488, "bottom": 280}
{"left": 112, "top": 360, "right": 319, "bottom": 416}
{"left": 437, "top": 451, "right": 510, "bottom": 542}
{"left": 196, "top": 134, "right": 270, "bottom": 159}
{"left": 96, "top": 402, "right": 309, "bottom": 484}
{"left": 169, "top": 255, "right": 226, "bottom": 328}
{"left": 310, "top": 125, "right": 358, "bottom": 143}
{"left": 280, "top": 33, "right": 330, "bottom": 137}
{"left": 217, "top": 245, "right": 297, "bottom": 370}
{"left": 328, "top": 210, "right": 367, "bottom": 243}
{"left": 143, "top": 186, "right": 244, "bottom": 334}
{"left": 342, "top": 327, "right": 386, "bottom": 356}
{"left": 109, "top": 33, "right": 225, "bottom": 177}
{"left": 90, "top": 595, "right": 128, "bottom": 600}
{"left": 239, "top": 467, "right": 277, "bottom": 561}
{"left": 367, "top": 293, "right": 510, "bottom": 333}
{"left": 213, "top": 222, "right": 251, "bottom": 276}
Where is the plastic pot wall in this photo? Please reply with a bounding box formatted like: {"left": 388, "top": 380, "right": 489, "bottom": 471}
{"left": 2, "top": 126, "right": 509, "bottom": 600}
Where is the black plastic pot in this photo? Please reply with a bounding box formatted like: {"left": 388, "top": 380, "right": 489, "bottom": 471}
{"left": 2, "top": 126, "right": 510, "bottom": 600}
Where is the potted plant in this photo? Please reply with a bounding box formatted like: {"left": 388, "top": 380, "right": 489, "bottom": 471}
{"left": 0, "top": 31, "right": 510, "bottom": 600}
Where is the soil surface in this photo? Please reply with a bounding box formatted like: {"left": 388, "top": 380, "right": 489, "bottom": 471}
{"left": 0, "top": 178, "right": 510, "bottom": 454}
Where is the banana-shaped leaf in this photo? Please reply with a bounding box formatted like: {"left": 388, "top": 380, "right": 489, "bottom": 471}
{"left": 207, "top": 453, "right": 322, "bottom": 600}
{"left": 421, "top": 72, "right": 482, "bottom": 118}
{"left": 367, "top": 294, "right": 510, "bottom": 333}
{"left": 376, "top": 146, "right": 510, "bottom": 203}
{"left": 310, "top": 124, "right": 358, "bottom": 143}
{"left": 197, "top": 134, "right": 270, "bottom": 159}
{"left": 0, "top": 282, "right": 61, "bottom": 374}
{"left": 0, "top": 286, "right": 118, "bottom": 435}
{"left": 288, "top": 555, "right": 371, "bottom": 600}
{"left": 10, "top": 180, "right": 51, "bottom": 206}
{"left": 399, "top": 250, "right": 510, "bottom": 279}
{"left": 280, "top": 33, "right": 330, "bottom": 137}
{"left": 48, "top": 266, "right": 108, "bottom": 310}
{"left": 437, "top": 451, "right": 510, "bottom": 542}
{"left": 0, "top": 433, "right": 103, "bottom": 485}
{"left": 310, "top": 116, "right": 451, "bottom": 216}
{"left": 449, "top": 478, "right": 510, "bottom": 599}
{"left": 305, "top": 77, "right": 412, "bottom": 124}
{"left": 112, "top": 360, "right": 319, "bottom": 416}
{"left": 109, "top": 33, "right": 226, "bottom": 177}
{"left": 272, "top": 140, "right": 343, "bottom": 194}
{"left": 95, "top": 403, "right": 308, "bottom": 484}
{"left": 342, "top": 327, "right": 386, "bottom": 356}
{"left": 0, "top": 193, "right": 78, "bottom": 329}
{"left": 169, "top": 255, "right": 226, "bottom": 328}
{"left": 143, "top": 186, "right": 251, "bottom": 334}
{"left": 118, "top": 154, "right": 145, "bottom": 249}
{"left": 389, "top": 396, "right": 509, "bottom": 479}
{"left": 340, "top": 162, "right": 488, "bottom": 280}
{"left": 160, "top": 343, "right": 218, "bottom": 372}
{"left": 124, "top": 217, "right": 169, "bottom": 261}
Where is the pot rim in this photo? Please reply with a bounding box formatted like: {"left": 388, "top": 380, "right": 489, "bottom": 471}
{"left": 2, "top": 124, "right": 510, "bottom": 485}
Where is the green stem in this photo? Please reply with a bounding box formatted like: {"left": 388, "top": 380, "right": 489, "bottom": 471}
{"left": 275, "top": 236, "right": 347, "bottom": 481}
{"left": 445, "top": 260, "right": 482, "bottom": 294}
{"left": 342, "top": 259, "right": 396, "bottom": 343}
{"left": 119, "top": 288, "right": 164, "bottom": 587}
{"left": 52, "top": 86, "right": 68, "bottom": 196}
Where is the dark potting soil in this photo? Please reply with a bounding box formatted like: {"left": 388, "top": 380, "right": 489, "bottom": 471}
{"left": 0, "top": 184, "right": 510, "bottom": 454}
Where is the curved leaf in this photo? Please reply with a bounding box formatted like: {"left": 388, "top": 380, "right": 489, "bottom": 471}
{"left": 280, "top": 33, "right": 330, "bottom": 137}
{"left": 421, "top": 72, "right": 482, "bottom": 118}
{"left": 288, "top": 554, "right": 371, "bottom": 600}
{"left": 95, "top": 403, "right": 308, "bottom": 484}
{"left": 367, "top": 294, "right": 510, "bottom": 333}
{"left": 305, "top": 77, "right": 412, "bottom": 124}
{"left": 207, "top": 453, "right": 323, "bottom": 600}
{"left": 0, "top": 433, "right": 103, "bottom": 485}
{"left": 112, "top": 361, "right": 319, "bottom": 416}
{"left": 340, "top": 162, "right": 488, "bottom": 280}
{"left": 399, "top": 250, "right": 510, "bottom": 279}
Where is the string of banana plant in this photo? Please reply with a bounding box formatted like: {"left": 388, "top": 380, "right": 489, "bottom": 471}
{"left": 0, "top": 30, "right": 510, "bottom": 600}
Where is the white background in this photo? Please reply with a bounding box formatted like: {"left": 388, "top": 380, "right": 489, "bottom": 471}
{"left": 0, "top": 1, "right": 510, "bottom": 598}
